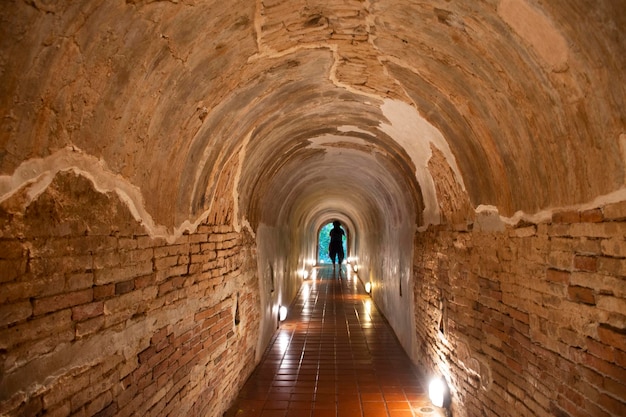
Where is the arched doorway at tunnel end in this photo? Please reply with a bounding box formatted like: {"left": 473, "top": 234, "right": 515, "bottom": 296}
{"left": 317, "top": 221, "right": 348, "bottom": 265}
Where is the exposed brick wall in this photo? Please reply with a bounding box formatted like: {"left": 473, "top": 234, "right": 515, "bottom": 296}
{"left": 0, "top": 172, "right": 261, "bottom": 417}
{"left": 414, "top": 202, "right": 626, "bottom": 417}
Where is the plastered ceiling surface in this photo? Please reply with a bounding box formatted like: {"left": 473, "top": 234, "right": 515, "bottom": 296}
{"left": 0, "top": 0, "right": 625, "bottom": 236}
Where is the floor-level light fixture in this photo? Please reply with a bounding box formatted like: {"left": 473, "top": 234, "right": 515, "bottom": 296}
{"left": 428, "top": 377, "right": 451, "bottom": 414}
{"left": 279, "top": 305, "right": 288, "bottom": 321}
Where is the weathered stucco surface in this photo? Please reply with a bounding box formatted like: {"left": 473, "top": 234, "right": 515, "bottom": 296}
{"left": 0, "top": 0, "right": 624, "bottom": 416}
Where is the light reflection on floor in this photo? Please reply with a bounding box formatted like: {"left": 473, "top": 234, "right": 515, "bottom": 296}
{"left": 225, "top": 265, "right": 444, "bottom": 417}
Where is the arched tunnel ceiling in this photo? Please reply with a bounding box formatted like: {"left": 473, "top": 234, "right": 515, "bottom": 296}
{"left": 0, "top": 0, "right": 624, "bottom": 234}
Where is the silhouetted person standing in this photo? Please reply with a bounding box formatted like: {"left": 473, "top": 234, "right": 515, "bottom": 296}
{"left": 328, "top": 220, "right": 345, "bottom": 268}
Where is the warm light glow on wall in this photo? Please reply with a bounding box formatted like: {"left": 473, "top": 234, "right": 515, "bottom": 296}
{"left": 311, "top": 268, "right": 317, "bottom": 280}
{"left": 365, "top": 282, "right": 371, "bottom": 293}
{"left": 299, "top": 269, "right": 309, "bottom": 279}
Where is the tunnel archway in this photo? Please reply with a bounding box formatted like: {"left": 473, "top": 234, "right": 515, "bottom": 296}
{"left": 0, "top": 2, "right": 624, "bottom": 417}
{"left": 317, "top": 220, "right": 348, "bottom": 265}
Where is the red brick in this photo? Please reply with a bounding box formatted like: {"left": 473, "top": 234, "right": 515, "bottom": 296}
{"left": 72, "top": 301, "right": 104, "bottom": 321}
{"left": 586, "top": 337, "right": 615, "bottom": 362}
{"left": 583, "top": 402, "right": 613, "bottom": 417}
{"left": 195, "top": 306, "right": 218, "bottom": 322}
{"left": 152, "top": 358, "right": 170, "bottom": 379}
{"left": 151, "top": 327, "right": 168, "bottom": 345}
{"left": 0, "top": 300, "right": 33, "bottom": 326}
{"left": 584, "top": 352, "right": 626, "bottom": 381}
{"left": 76, "top": 316, "right": 104, "bottom": 338}
{"left": 94, "top": 284, "right": 115, "bottom": 300}
{"left": 546, "top": 268, "right": 570, "bottom": 283}
{"left": 94, "top": 261, "right": 153, "bottom": 285}
{"left": 33, "top": 289, "right": 93, "bottom": 316}
{"left": 173, "top": 329, "right": 193, "bottom": 347}
{"left": 134, "top": 274, "right": 155, "bottom": 289}
{"left": 115, "top": 280, "right": 134, "bottom": 294}
{"left": 598, "top": 393, "right": 626, "bottom": 416}
{"left": 0, "top": 309, "right": 72, "bottom": 349}
{"left": 553, "top": 211, "right": 580, "bottom": 224}
{"left": 597, "top": 324, "right": 626, "bottom": 352}
{"left": 155, "top": 255, "right": 178, "bottom": 270}
{"left": 604, "top": 377, "right": 626, "bottom": 402}
{"left": 616, "top": 349, "right": 626, "bottom": 368}
{"left": 574, "top": 255, "right": 597, "bottom": 272}
{"left": 580, "top": 208, "right": 604, "bottom": 223}
{"left": 138, "top": 346, "right": 156, "bottom": 364}
{"left": 93, "top": 402, "right": 118, "bottom": 417}
{"left": 567, "top": 285, "right": 596, "bottom": 305}
{"left": 158, "top": 280, "right": 174, "bottom": 296}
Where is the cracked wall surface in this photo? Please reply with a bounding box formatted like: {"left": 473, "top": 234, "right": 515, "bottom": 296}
{"left": 0, "top": 0, "right": 625, "bottom": 416}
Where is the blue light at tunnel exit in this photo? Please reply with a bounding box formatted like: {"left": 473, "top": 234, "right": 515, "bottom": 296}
{"left": 317, "top": 222, "right": 347, "bottom": 264}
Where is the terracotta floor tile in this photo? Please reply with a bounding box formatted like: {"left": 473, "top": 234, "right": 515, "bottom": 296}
{"left": 226, "top": 410, "right": 262, "bottom": 417}
{"left": 260, "top": 411, "right": 288, "bottom": 417}
{"left": 264, "top": 400, "right": 289, "bottom": 410}
{"left": 384, "top": 401, "right": 411, "bottom": 411}
{"left": 360, "top": 402, "right": 387, "bottom": 413}
{"left": 311, "top": 409, "right": 337, "bottom": 417}
{"left": 362, "top": 409, "right": 389, "bottom": 417}
{"left": 337, "top": 401, "right": 362, "bottom": 413}
{"left": 361, "top": 393, "right": 384, "bottom": 402}
{"left": 382, "top": 393, "right": 407, "bottom": 402}
{"left": 314, "top": 393, "right": 336, "bottom": 404}
{"left": 387, "top": 411, "right": 414, "bottom": 417}
{"left": 337, "top": 409, "right": 363, "bottom": 417}
{"left": 287, "top": 410, "right": 310, "bottom": 417}
{"left": 289, "top": 401, "right": 313, "bottom": 410}
{"left": 291, "top": 393, "right": 315, "bottom": 402}
{"left": 224, "top": 267, "right": 443, "bottom": 417}
{"left": 337, "top": 394, "right": 361, "bottom": 404}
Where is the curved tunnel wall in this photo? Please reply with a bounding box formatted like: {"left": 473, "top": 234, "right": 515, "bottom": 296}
{"left": 0, "top": 1, "right": 625, "bottom": 417}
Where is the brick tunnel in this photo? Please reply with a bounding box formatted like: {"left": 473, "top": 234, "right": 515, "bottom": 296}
{"left": 0, "top": 1, "right": 625, "bottom": 416}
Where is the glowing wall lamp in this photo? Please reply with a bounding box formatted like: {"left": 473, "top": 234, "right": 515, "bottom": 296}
{"left": 429, "top": 377, "right": 450, "bottom": 410}
{"left": 364, "top": 282, "right": 371, "bottom": 294}
{"left": 279, "top": 305, "right": 288, "bottom": 321}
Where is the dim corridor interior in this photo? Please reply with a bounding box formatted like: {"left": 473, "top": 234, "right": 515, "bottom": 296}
{"left": 224, "top": 265, "right": 445, "bottom": 417}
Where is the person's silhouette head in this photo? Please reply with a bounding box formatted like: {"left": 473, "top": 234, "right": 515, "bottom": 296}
{"left": 333, "top": 220, "right": 340, "bottom": 227}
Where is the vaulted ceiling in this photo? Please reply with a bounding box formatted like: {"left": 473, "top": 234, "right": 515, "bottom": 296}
{"left": 1, "top": 0, "right": 624, "bottom": 235}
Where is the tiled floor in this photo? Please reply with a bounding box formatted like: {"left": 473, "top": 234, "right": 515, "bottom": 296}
{"left": 224, "top": 265, "right": 444, "bottom": 417}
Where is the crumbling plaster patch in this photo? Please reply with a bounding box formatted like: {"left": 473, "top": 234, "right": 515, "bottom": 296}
{"left": 480, "top": 185, "right": 626, "bottom": 227}
{"left": 0, "top": 147, "right": 210, "bottom": 243}
{"left": 379, "top": 99, "right": 465, "bottom": 229}
{"left": 232, "top": 130, "right": 255, "bottom": 237}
